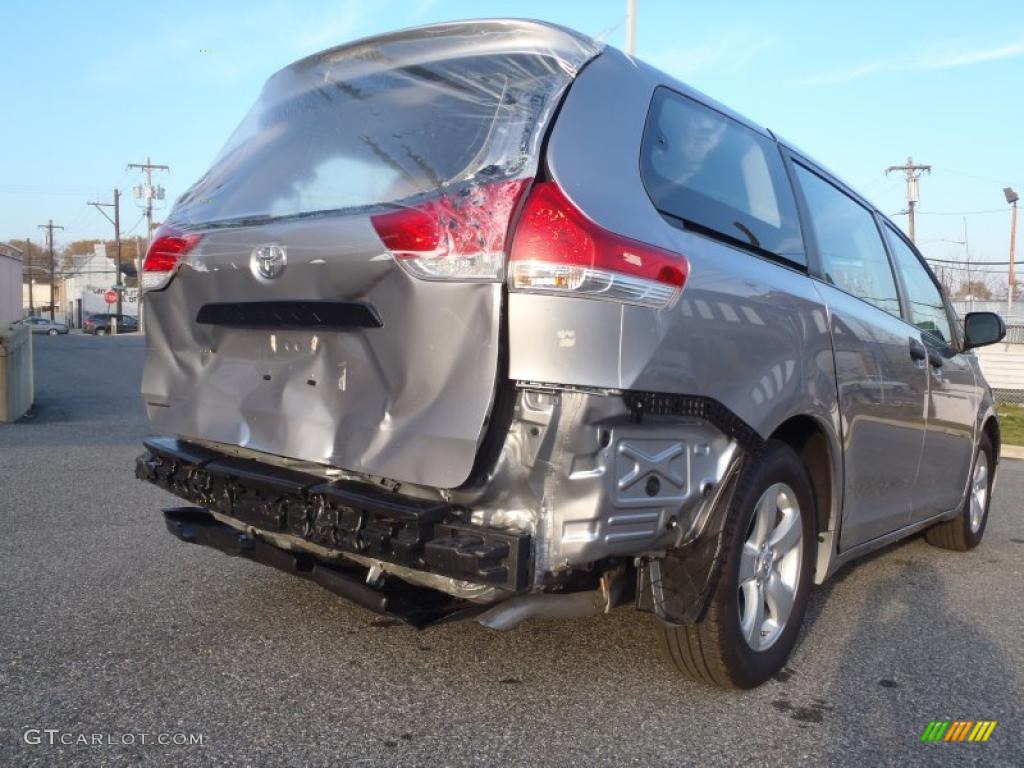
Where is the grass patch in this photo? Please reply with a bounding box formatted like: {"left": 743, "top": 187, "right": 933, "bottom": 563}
{"left": 998, "top": 404, "right": 1024, "bottom": 447}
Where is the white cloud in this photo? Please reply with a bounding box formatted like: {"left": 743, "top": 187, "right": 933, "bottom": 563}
{"left": 796, "top": 38, "right": 1024, "bottom": 86}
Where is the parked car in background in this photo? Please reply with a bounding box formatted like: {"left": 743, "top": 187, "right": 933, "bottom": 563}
{"left": 134, "top": 19, "right": 1006, "bottom": 689}
{"left": 83, "top": 313, "right": 138, "bottom": 336}
{"left": 25, "top": 316, "right": 69, "bottom": 335}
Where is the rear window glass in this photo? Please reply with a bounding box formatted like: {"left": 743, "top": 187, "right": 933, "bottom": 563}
{"left": 640, "top": 87, "right": 804, "bottom": 265}
{"left": 169, "top": 53, "right": 582, "bottom": 228}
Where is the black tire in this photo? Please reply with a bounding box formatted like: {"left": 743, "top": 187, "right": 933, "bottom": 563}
{"left": 925, "top": 434, "right": 993, "bottom": 552}
{"left": 657, "top": 440, "right": 816, "bottom": 689}
{"left": 47, "top": 328, "right": 58, "bottom": 336}
{"left": 96, "top": 328, "right": 106, "bottom": 336}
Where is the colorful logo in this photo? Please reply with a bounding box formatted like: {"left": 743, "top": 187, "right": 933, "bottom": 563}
{"left": 921, "top": 721, "right": 997, "bottom": 742}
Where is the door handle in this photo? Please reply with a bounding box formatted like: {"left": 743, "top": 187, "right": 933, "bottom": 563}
{"left": 927, "top": 349, "right": 944, "bottom": 369}
{"left": 909, "top": 338, "right": 927, "bottom": 363}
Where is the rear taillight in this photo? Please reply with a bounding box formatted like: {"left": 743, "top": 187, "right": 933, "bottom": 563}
{"left": 509, "top": 181, "right": 687, "bottom": 309}
{"left": 142, "top": 228, "right": 202, "bottom": 292}
{"left": 370, "top": 179, "right": 529, "bottom": 281}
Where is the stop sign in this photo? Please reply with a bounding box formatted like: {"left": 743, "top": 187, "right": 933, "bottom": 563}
{"left": 103, "top": 289, "right": 117, "bottom": 305}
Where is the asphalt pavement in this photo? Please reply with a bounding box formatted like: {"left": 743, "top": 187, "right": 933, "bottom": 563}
{"left": 1, "top": 334, "right": 1022, "bottom": 767}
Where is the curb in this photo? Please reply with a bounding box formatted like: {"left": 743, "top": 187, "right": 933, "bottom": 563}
{"left": 1001, "top": 445, "right": 1024, "bottom": 461}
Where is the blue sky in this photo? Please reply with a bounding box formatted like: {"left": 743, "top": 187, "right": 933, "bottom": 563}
{"left": 2, "top": 0, "right": 1022, "bottom": 283}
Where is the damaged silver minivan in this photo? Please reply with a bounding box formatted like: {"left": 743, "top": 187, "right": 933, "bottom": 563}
{"left": 136, "top": 19, "right": 1006, "bottom": 688}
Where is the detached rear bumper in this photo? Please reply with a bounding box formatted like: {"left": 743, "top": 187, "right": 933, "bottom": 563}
{"left": 161, "top": 506, "right": 488, "bottom": 628}
{"left": 137, "top": 436, "right": 531, "bottom": 597}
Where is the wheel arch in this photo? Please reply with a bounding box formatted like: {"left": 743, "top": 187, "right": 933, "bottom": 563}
{"left": 768, "top": 415, "right": 839, "bottom": 535}
{"left": 767, "top": 414, "right": 842, "bottom": 584}
{"left": 983, "top": 412, "right": 1001, "bottom": 465}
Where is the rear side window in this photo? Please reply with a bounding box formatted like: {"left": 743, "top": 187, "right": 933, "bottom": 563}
{"left": 793, "top": 165, "right": 901, "bottom": 318}
{"left": 884, "top": 225, "right": 953, "bottom": 344}
{"left": 640, "top": 88, "right": 804, "bottom": 265}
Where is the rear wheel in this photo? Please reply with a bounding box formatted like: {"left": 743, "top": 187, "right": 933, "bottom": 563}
{"left": 657, "top": 440, "right": 816, "bottom": 689}
{"left": 925, "top": 434, "right": 993, "bottom": 551}
{"left": 96, "top": 328, "right": 106, "bottom": 336}
{"left": 47, "top": 328, "right": 58, "bottom": 336}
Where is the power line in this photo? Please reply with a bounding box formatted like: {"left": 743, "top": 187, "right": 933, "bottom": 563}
{"left": 917, "top": 208, "right": 1006, "bottom": 216}
{"left": 120, "top": 213, "right": 146, "bottom": 236}
{"left": 929, "top": 264, "right": 1008, "bottom": 271}
{"left": 931, "top": 166, "right": 1021, "bottom": 188}
{"left": 926, "top": 257, "right": 1014, "bottom": 266}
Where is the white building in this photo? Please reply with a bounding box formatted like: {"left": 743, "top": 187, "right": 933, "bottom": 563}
{"left": 0, "top": 242, "right": 24, "bottom": 325}
{"left": 62, "top": 244, "right": 138, "bottom": 327}
{"left": 22, "top": 281, "right": 55, "bottom": 316}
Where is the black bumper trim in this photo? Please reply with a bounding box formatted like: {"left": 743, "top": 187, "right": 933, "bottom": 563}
{"left": 139, "top": 437, "right": 531, "bottom": 592}
{"left": 195, "top": 300, "right": 383, "bottom": 330}
{"left": 163, "top": 507, "right": 483, "bottom": 628}
{"left": 622, "top": 391, "right": 763, "bottom": 452}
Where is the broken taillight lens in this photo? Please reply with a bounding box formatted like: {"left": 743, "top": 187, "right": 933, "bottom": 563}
{"left": 142, "top": 228, "right": 202, "bottom": 292}
{"left": 509, "top": 181, "right": 687, "bottom": 309}
{"left": 370, "top": 178, "right": 529, "bottom": 281}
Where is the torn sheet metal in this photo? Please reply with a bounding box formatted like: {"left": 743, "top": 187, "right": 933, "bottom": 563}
{"left": 636, "top": 454, "right": 745, "bottom": 625}
{"left": 142, "top": 21, "right": 602, "bottom": 489}
{"left": 450, "top": 388, "right": 739, "bottom": 585}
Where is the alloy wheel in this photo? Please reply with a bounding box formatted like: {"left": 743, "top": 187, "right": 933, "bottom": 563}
{"left": 738, "top": 483, "right": 803, "bottom": 652}
{"left": 969, "top": 451, "right": 989, "bottom": 533}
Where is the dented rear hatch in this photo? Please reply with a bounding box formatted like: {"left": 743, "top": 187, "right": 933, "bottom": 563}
{"left": 141, "top": 20, "right": 600, "bottom": 488}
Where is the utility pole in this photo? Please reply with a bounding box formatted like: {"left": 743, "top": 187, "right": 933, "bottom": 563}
{"left": 625, "top": 0, "right": 637, "bottom": 55}
{"left": 128, "top": 157, "right": 169, "bottom": 333}
{"left": 1006, "top": 187, "right": 1019, "bottom": 319}
{"left": 24, "top": 238, "right": 33, "bottom": 314}
{"left": 127, "top": 157, "right": 168, "bottom": 249}
{"left": 88, "top": 188, "right": 123, "bottom": 315}
{"left": 37, "top": 220, "right": 63, "bottom": 321}
{"left": 885, "top": 156, "right": 931, "bottom": 243}
{"left": 963, "top": 216, "right": 974, "bottom": 313}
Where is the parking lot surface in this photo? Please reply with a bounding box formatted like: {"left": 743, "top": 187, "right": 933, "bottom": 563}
{"left": 1, "top": 334, "right": 1022, "bottom": 766}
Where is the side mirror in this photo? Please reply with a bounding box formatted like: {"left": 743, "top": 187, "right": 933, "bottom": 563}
{"left": 963, "top": 312, "right": 1006, "bottom": 350}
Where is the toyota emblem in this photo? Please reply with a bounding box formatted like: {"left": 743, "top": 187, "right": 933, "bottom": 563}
{"left": 251, "top": 244, "right": 287, "bottom": 280}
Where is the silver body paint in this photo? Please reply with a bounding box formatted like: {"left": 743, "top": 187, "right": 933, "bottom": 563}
{"left": 141, "top": 21, "right": 998, "bottom": 601}
{"left": 143, "top": 215, "right": 505, "bottom": 489}
{"left": 143, "top": 20, "right": 600, "bottom": 490}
